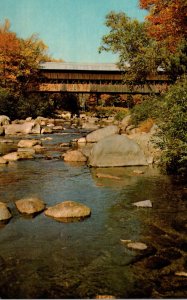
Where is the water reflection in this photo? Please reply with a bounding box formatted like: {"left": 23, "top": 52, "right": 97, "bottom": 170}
{"left": 0, "top": 134, "right": 186, "bottom": 298}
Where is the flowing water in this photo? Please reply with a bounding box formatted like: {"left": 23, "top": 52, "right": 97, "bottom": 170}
{"left": 0, "top": 132, "right": 186, "bottom": 299}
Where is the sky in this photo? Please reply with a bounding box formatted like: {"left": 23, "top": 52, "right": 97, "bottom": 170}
{"left": 0, "top": 0, "right": 147, "bottom": 63}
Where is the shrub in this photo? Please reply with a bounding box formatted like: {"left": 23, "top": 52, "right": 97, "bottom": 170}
{"left": 130, "top": 95, "right": 162, "bottom": 126}
{"left": 95, "top": 106, "right": 129, "bottom": 119}
{"left": 157, "top": 75, "right": 187, "bottom": 175}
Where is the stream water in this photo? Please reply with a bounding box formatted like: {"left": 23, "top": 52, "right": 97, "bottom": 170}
{"left": 0, "top": 132, "right": 186, "bottom": 299}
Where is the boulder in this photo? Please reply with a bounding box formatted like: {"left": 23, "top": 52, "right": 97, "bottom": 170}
{"left": 120, "top": 114, "right": 131, "bottom": 132}
{"left": 30, "top": 123, "right": 41, "bottom": 134}
{"left": 86, "top": 125, "right": 119, "bottom": 143}
{"left": 0, "top": 157, "right": 8, "bottom": 164}
{"left": 63, "top": 150, "right": 87, "bottom": 162}
{"left": 82, "top": 123, "right": 99, "bottom": 130}
{"left": 127, "top": 131, "right": 161, "bottom": 164}
{"left": 44, "top": 201, "right": 91, "bottom": 222}
{"left": 17, "top": 148, "right": 35, "bottom": 159}
{"left": 15, "top": 197, "right": 45, "bottom": 215}
{"left": 3, "top": 152, "right": 20, "bottom": 161}
{"left": 17, "top": 139, "right": 42, "bottom": 148}
{"left": 88, "top": 134, "right": 148, "bottom": 167}
{"left": 41, "top": 126, "right": 53, "bottom": 134}
{"left": 0, "top": 202, "right": 12, "bottom": 221}
{"left": 0, "top": 115, "right": 10, "bottom": 126}
{"left": 0, "top": 126, "right": 4, "bottom": 136}
{"left": 4, "top": 122, "right": 36, "bottom": 135}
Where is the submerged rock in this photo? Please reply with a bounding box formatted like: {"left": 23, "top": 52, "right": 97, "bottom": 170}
{"left": 127, "top": 242, "right": 148, "bottom": 251}
{"left": 45, "top": 201, "right": 91, "bottom": 222}
{"left": 0, "top": 202, "right": 12, "bottom": 221}
{"left": 15, "top": 197, "right": 45, "bottom": 215}
{"left": 145, "top": 255, "right": 171, "bottom": 269}
{"left": 133, "top": 200, "right": 152, "bottom": 208}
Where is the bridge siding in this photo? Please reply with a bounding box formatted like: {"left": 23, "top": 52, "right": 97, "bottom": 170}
{"left": 35, "top": 63, "right": 170, "bottom": 94}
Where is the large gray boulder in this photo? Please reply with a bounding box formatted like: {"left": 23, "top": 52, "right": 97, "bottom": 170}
{"left": 88, "top": 134, "right": 148, "bottom": 167}
{"left": 45, "top": 201, "right": 91, "bottom": 222}
{"left": 86, "top": 125, "right": 119, "bottom": 143}
{"left": 0, "top": 202, "right": 12, "bottom": 221}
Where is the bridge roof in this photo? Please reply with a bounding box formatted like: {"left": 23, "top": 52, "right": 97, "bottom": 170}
{"left": 40, "top": 62, "right": 121, "bottom": 72}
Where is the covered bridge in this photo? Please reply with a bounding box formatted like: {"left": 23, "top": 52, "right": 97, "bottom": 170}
{"left": 38, "top": 62, "right": 169, "bottom": 94}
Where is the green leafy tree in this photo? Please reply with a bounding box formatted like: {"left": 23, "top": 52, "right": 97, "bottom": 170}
{"left": 99, "top": 12, "right": 163, "bottom": 83}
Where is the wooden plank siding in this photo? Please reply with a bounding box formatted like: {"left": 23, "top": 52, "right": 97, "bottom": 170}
{"left": 33, "top": 62, "right": 171, "bottom": 94}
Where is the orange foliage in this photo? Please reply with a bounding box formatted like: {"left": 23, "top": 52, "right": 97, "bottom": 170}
{"left": 138, "top": 118, "right": 154, "bottom": 133}
{"left": 139, "top": 0, "right": 187, "bottom": 51}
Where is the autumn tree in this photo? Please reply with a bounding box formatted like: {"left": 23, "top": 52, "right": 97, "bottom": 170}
{"left": 140, "top": 0, "right": 187, "bottom": 51}
{"left": 0, "top": 19, "right": 57, "bottom": 119}
{"left": 139, "top": 0, "right": 187, "bottom": 79}
{"left": 0, "top": 19, "right": 50, "bottom": 95}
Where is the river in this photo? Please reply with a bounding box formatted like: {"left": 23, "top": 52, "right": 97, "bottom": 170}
{"left": 0, "top": 132, "right": 186, "bottom": 298}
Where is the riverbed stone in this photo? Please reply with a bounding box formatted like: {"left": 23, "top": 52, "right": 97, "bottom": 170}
{"left": 15, "top": 197, "right": 45, "bottom": 215}
{"left": 0, "top": 126, "right": 4, "bottom": 136}
{"left": 62, "top": 150, "right": 87, "bottom": 162}
{"left": 0, "top": 157, "right": 8, "bottom": 164}
{"left": 0, "top": 202, "right": 12, "bottom": 221}
{"left": 127, "top": 242, "right": 148, "bottom": 250}
{"left": 3, "top": 152, "right": 20, "bottom": 161}
{"left": 44, "top": 201, "right": 91, "bottom": 222}
{"left": 133, "top": 200, "right": 152, "bottom": 208}
{"left": 88, "top": 134, "right": 148, "bottom": 167}
{"left": 86, "top": 125, "right": 119, "bottom": 143}
{"left": 41, "top": 126, "right": 53, "bottom": 134}
{"left": 17, "top": 148, "right": 35, "bottom": 159}
{"left": 17, "top": 139, "right": 42, "bottom": 148}
{"left": 4, "top": 122, "right": 36, "bottom": 135}
{"left": 0, "top": 115, "right": 10, "bottom": 126}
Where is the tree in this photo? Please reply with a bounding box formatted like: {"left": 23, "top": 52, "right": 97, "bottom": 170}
{"left": 140, "top": 0, "right": 187, "bottom": 51}
{"left": 0, "top": 19, "right": 51, "bottom": 96}
{"left": 99, "top": 12, "right": 163, "bottom": 83}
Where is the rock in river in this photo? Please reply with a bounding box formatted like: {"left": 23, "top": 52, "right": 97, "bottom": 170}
{"left": 45, "top": 201, "right": 91, "bottom": 222}
{"left": 15, "top": 197, "right": 45, "bottom": 215}
{"left": 62, "top": 150, "right": 87, "bottom": 162}
{"left": 86, "top": 125, "right": 119, "bottom": 143}
{"left": 0, "top": 202, "right": 12, "bottom": 221}
{"left": 88, "top": 134, "right": 148, "bottom": 167}
{"left": 17, "top": 139, "right": 42, "bottom": 148}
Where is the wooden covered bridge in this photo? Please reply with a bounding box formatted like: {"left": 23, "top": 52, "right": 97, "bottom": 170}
{"left": 37, "top": 62, "right": 169, "bottom": 95}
